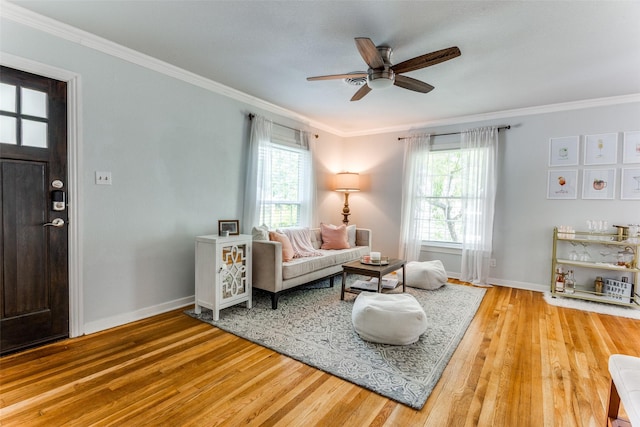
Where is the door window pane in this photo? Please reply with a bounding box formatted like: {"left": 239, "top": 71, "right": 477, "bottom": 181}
{"left": 22, "top": 119, "right": 48, "bottom": 148}
{"left": 0, "top": 116, "right": 17, "bottom": 144}
{"left": 21, "top": 88, "right": 48, "bottom": 118}
{"left": 0, "top": 83, "right": 16, "bottom": 112}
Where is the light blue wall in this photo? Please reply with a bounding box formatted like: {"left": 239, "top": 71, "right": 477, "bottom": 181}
{"left": 1, "top": 18, "right": 323, "bottom": 332}
{"left": 332, "top": 102, "right": 640, "bottom": 290}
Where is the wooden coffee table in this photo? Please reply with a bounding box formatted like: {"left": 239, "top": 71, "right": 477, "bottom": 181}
{"left": 341, "top": 258, "right": 406, "bottom": 300}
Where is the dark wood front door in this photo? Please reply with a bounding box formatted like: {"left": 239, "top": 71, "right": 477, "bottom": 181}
{"left": 0, "top": 66, "right": 69, "bottom": 355}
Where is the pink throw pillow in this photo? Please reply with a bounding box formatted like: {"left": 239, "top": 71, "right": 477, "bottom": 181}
{"left": 269, "top": 231, "right": 295, "bottom": 262}
{"left": 320, "top": 223, "right": 350, "bottom": 250}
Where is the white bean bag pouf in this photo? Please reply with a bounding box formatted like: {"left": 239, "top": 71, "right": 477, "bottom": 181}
{"left": 351, "top": 292, "right": 428, "bottom": 345}
{"left": 396, "top": 260, "right": 447, "bottom": 290}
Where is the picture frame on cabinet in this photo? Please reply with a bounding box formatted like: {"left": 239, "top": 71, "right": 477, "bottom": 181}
{"left": 547, "top": 169, "right": 578, "bottom": 199}
{"left": 622, "top": 131, "right": 640, "bottom": 164}
{"left": 620, "top": 167, "right": 640, "bottom": 200}
{"left": 549, "top": 136, "right": 579, "bottom": 166}
{"left": 218, "top": 220, "right": 240, "bottom": 236}
{"left": 584, "top": 133, "right": 618, "bottom": 165}
{"left": 582, "top": 168, "right": 616, "bottom": 200}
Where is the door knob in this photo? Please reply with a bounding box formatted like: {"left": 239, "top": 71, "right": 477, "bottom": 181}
{"left": 43, "top": 218, "right": 65, "bottom": 227}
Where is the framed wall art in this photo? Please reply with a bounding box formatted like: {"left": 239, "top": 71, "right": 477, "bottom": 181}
{"left": 582, "top": 168, "right": 616, "bottom": 200}
{"left": 622, "top": 131, "right": 640, "bottom": 164}
{"left": 549, "top": 136, "right": 579, "bottom": 167}
{"left": 584, "top": 133, "right": 618, "bottom": 165}
{"left": 547, "top": 170, "right": 578, "bottom": 199}
{"left": 218, "top": 219, "right": 240, "bottom": 236}
{"left": 620, "top": 167, "right": 640, "bottom": 200}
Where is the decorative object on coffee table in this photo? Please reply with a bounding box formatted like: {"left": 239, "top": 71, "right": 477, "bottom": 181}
{"left": 341, "top": 257, "right": 406, "bottom": 299}
{"left": 334, "top": 172, "right": 360, "bottom": 225}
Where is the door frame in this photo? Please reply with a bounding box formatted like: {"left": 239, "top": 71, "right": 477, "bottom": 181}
{"left": 1, "top": 52, "right": 83, "bottom": 338}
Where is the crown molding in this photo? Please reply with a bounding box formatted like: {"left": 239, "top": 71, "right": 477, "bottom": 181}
{"left": 0, "top": 1, "right": 342, "bottom": 136}
{"left": 3, "top": 1, "right": 639, "bottom": 140}
{"left": 341, "top": 93, "right": 640, "bottom": 137}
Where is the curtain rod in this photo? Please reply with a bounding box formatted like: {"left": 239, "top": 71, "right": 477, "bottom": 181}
{"left": 248, "top": 113, "right": 319, "bottom": 139}
{"left": 397, "top": 125, "right": 511, "bottom": 141}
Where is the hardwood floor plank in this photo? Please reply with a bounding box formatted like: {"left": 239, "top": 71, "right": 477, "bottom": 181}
{"left": 2, "top": 284, "right": 640, "bottom": 426}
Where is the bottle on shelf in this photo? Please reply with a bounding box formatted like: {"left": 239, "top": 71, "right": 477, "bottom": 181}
{"left": 594, "top": 276, "right": 604, "bottom": 295}
{"left": 555, "top": 267, "right": 565, "bottom": 293}
{"left": 565, "top": 270, "right": 575, "bottom": 294}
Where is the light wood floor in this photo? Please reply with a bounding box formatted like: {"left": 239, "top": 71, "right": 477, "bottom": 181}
{"left": 1, "top": 283, "right": 639, "bottom": 426}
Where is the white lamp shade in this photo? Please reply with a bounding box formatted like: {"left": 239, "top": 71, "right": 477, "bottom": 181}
{"left": 335, "top": 172, "right": 360, "bottom": 192}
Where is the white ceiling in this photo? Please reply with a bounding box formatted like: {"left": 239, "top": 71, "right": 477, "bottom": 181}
{"left": 6, "top": 1, "right": 640, "bottom": 135}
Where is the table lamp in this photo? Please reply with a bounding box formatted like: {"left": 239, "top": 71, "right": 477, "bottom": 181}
{"left": 335, "top": 172, "right": 360, "bottom": 225}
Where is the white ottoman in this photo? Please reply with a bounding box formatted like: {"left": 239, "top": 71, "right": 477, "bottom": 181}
{"left": 607, "top": 354, "right": 640, "bottom": 426}
{"left": 351, "top": 292, "right": 428, "bottom": 345}
{"left": 396, "top": 260, "right": 447, "bottom": 290}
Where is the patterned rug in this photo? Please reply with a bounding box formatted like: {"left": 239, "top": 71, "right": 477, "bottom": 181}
{"left": 185, "top": 278, "right": 486, "bottom": 409}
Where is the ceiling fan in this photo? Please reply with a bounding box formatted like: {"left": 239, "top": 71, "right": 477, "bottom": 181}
{"left": 307, "top": 37, "right": 461, "bottom": 101}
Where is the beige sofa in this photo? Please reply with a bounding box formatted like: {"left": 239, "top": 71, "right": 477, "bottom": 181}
{"left": 252, "top": 228, "right": 371, "bottom": 308}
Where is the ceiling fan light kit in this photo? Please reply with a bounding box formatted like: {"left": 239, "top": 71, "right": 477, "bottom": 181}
{"left": 307, "top": 37, "right": 461, "bottom": 101}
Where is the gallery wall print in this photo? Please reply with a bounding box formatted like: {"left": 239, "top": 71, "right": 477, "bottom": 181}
{"left": 584, "top": 133, "right": 618, "bottom": 165}
{"left": 622, "top": 131, "right": 640, "bottom": 164}
{"left": 621, "top": 167, "right": 640, "bottom": 200}
{"left": 549, "top": 136, "right": 579, "bottom": 167}
{"left": 547, "top": 170, "right": 578, "bottom": 199}
{"left": 582, "top": 168, "right": 616, "bottom": 200}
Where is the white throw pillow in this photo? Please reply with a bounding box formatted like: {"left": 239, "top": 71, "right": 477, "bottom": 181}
{"left": 396, "top": 260, "right": 448, "bottom": 290}
{"left": 251, "top": 224, "right": 270, "bottom": 241}
{"left": 347, "top": 224, "right": 356, "bottom": 247}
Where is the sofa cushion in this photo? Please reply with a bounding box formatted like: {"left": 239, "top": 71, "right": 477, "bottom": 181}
{"left": 252, "top": 224, "right": 270, "bottom": 241}
{"left": 347, "top": 224, "right": 356, "bottom": 247}
{"left": 269, "top": 231, "right": 294, "bottom": 262}
{"left": 320, "top": 223, "right": 350, "bottom": 249}
{"left": 281, "top": 246, "right": 370, "bottom": 280}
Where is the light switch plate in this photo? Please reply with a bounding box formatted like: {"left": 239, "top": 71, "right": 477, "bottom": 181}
{"left": 95, "top": 171, "right": 112, "bottom": 185}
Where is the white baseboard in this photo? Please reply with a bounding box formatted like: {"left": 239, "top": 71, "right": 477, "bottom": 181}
{"left": 83, "top": 296, "right": 194, "bottom": 336}
{"left": 448, "top": 272, "right": 547, "bottom": 293}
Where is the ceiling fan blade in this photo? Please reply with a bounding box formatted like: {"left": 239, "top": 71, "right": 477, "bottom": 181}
{"left": 350, "top": 84, "right": 372, "bottom": 101}
{"left": 307, "top": 72, "right": 367, "bottom": 81}
{"left": 394, "top": 75, "right": 435, "bottom": 93}
{"left": 392, "top": 46, "right": 461, "bottom": 74}
{"left": 355, "top": 37, "right": 384, "bottom": 69}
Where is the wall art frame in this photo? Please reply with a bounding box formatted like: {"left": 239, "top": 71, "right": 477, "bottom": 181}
{"left": 549, "top": 136, "right": 579, "bottom": 167}
{"left": 620, "top": 167, "right": 640, "bottom": 200}
{"left": 622, "top": 131, "right": 640, "bottom": 164}
{"left": 547, "top": 169, "right": 578, "bottom": 199}
{"left": 582, "top": 168, "right": 616, "bottom": 200}
{"left": 218, "top": 219, "right": 240, "bottom": 236}
{"left": 584, "top": 133, "right": 618, "bottom": 165}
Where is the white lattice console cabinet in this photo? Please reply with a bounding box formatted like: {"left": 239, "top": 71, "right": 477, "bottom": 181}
{"left": 195, "top": 234, "right": 252, "bottom": 320}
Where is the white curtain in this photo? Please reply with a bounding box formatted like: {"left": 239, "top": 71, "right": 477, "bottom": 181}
{"left": 298, "top": 130, "right": 317, "bottom": 227}
{"left": 242, "top": 115, "right": 272, "bottom": 233}
{"left": 399, "top": 134, "right": 431, "bottom": 262}
{"left": 460, "top": 127, "right": 498, "bottom": 286}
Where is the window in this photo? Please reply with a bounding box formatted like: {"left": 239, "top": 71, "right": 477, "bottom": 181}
{"left": 258, "top": 136, "right": 311, "bottom": 228}
{"left": 417, "top": 149, "right": 463, "bottom": 244}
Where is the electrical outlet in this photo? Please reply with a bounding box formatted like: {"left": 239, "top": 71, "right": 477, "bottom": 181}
{"left": 95, "top": 171, "right": 112, "bottom": 185}
{"left": 489, "top": 258, "right": 497, "bottom": 267}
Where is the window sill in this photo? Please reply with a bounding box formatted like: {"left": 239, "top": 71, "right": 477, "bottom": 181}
{"left": 420, "top": 242, "right": 462, "bottom": 255}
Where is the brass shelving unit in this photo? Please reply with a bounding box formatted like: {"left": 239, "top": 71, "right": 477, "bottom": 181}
{"left": 550, "top": 227, "right": 640, "bottom": 309}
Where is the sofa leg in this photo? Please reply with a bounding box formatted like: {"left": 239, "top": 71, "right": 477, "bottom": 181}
{"left": 271, "top": 293, "right": 279, "bottom": 309}
{"left": 330, "top": 275, "right": 334, "bottom": 288}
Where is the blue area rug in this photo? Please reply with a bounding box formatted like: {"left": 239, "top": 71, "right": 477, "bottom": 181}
{"left": 186, "top": 278, "right": 485, "bottom": 409}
